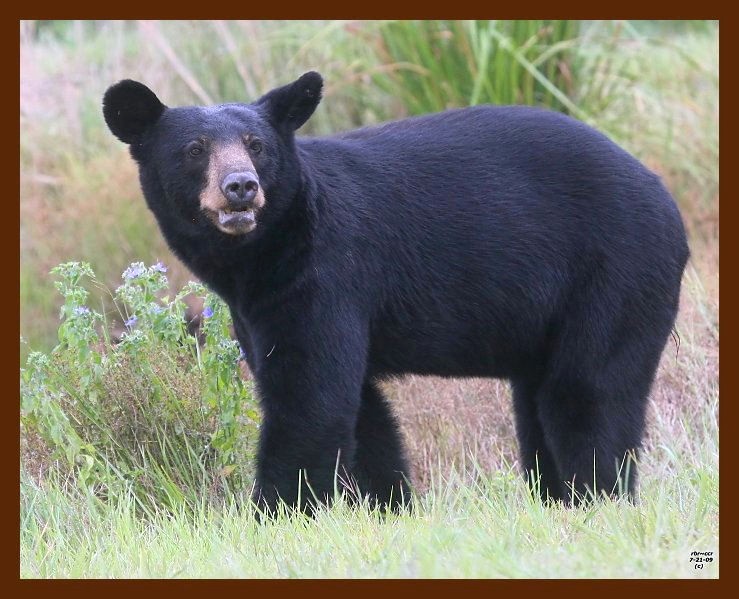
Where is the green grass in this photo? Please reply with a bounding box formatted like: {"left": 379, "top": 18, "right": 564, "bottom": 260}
{"left": 21, "top": 447, "right": 718, "bottom": 578}
{"left": 371, "top": 20, "right": 580, "bottom": 117}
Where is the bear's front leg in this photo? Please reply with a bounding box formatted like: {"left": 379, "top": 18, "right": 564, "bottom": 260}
{"left": 246, "top": 305, "right": 368, "bottom": 517}
{"left": 253, "top": 407, "right": 359, "bottom": 516}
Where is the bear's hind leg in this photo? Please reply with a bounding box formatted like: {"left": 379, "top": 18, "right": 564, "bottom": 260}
{"left": 352, "top": 380, "right": 412, "bottom": 512}
{"left": 535, "top": 366, "right": 648, "bottom": 505}
{"left": 534, "top": 289, "right": 673, "bottom": 505}
{"left": 512, "top": 376, "right": 566, "bottom": 503}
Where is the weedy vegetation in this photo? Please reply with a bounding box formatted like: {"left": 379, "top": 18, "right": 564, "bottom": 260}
{"left": 20, "top": 20, "right": 718, "bottom": 578}
{"left": 21, "top": 261, "right": 259, "bottom": 516}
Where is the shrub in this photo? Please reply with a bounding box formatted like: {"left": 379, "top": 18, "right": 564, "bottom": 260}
{"left": 20, "top": 261, "right": 259, "bottom": 515}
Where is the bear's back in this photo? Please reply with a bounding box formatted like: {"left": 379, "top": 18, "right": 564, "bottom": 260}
{"left": 297, "top": 105, "right": 687, "bottom": 276}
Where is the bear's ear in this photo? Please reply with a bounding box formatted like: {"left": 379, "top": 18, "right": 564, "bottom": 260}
{"left": 256, "top": 71, "right": 323, "bottom": 133}
{"left": 103, "top": 80, "right": 166, "bottom": 144}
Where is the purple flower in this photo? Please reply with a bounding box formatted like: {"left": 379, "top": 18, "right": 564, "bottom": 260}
{"left": 202, "top": 306, "right": 214, "bottom": 319}
{"left": 73, "top": 306, "right": 90, "bottom": 316}
{"left": 122, "top": 263, "right": 146, "bottom": 280}
{"left": 125, "top": 315, "right": 138, "bottom": 328}
{"left": 151, "top": 305, "right": 164, "bottom": 315}
{"left": 152, "top": 261, "right": 168, "bottom": 273}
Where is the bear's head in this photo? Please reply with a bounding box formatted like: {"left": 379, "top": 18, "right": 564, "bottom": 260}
{"left": 102, "top": 72, "right": 323, "bottom": 243}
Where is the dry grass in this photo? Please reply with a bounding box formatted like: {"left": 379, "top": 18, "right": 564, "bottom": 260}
{"left": 385, "top": 376, "right": 514, "bottom": 492}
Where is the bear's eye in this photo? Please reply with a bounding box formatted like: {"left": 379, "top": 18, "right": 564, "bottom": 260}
{"left": 249, "top": 139, "right": 263, "bottom": 154}
{"left": 186, "top": 142, "right": 204, "bottom": 158}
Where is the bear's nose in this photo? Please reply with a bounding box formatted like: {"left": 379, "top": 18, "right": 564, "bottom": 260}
{"left": 221, "top": 172, "right": 259, "bottom": 209}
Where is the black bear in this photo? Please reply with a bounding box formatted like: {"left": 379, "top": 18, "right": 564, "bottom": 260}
{"left": 103, "top": 72, "right": 689, "bottom": 514}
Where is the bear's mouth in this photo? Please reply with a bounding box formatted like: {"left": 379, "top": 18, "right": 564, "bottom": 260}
{"left": 209, "top": 207, "right": 258, "bottom": 234}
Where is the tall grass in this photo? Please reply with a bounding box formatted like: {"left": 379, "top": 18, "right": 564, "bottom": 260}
{"left": 372, "top": 20, "right": 581, "bottom": 117}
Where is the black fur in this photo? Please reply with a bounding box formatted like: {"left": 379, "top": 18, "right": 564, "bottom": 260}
{"left": 103, "top": 73, "right": 689, "bottom": 514}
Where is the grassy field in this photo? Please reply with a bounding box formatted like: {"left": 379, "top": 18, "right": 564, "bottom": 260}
{"left": 21, "top": 462, "right": 717, "bottom": 579}
{"left": 20, "top": 20, "right": 718, "bottom": 579}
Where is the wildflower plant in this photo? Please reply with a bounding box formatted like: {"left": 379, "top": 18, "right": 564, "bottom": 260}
{"left": 20, "top": 261, "right": 259, "bottom": 514}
